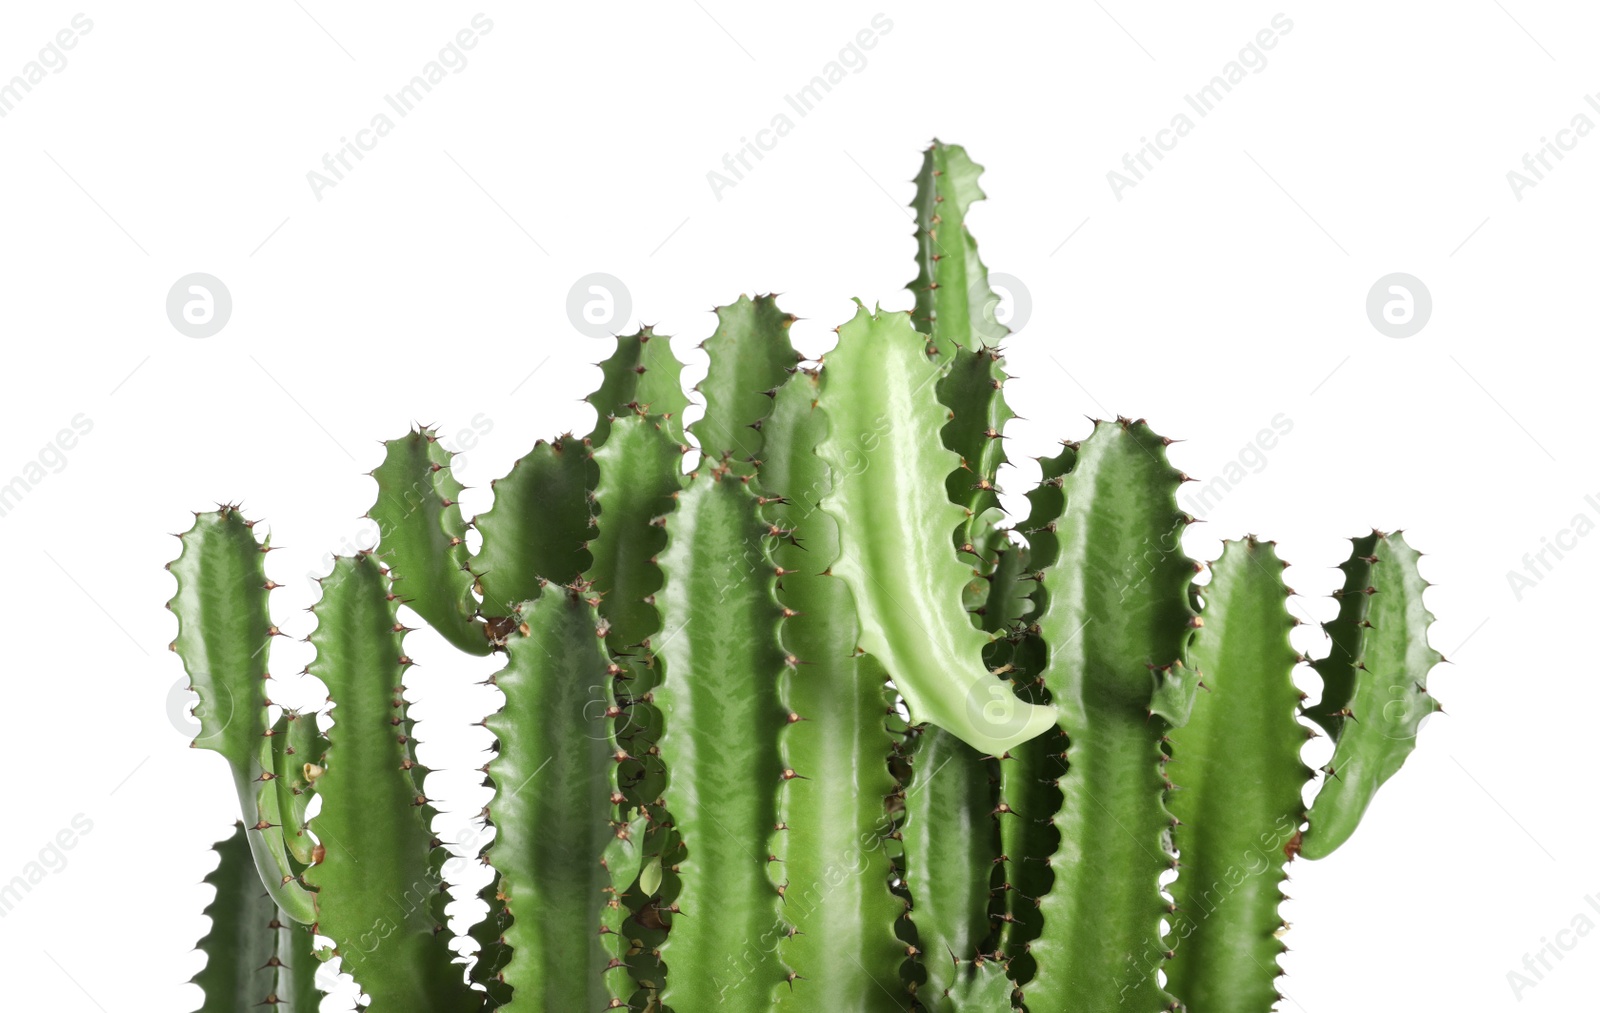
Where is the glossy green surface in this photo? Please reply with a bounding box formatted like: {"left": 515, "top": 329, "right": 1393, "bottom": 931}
{"left": 367, "top": 428, "right": 490, "bottom": 655}
{"left": 814, "top": 306, "right": 1055, "bottom": 755}
{"left": 167, "top": 507, "right": 315, "bottom": 924}
{"left": 655, "top": 474, "right": 790, "bottom": 1010}
{"left": 1167, "top": 538, "right": 1310, "bottom": 1011}
{"left": 909, "top": 140, "right": 1007, "bottom": 362}
{"left": 1028, "top": 420, "right": 1196, "bottom": 1013}
{"left": 901, "top": 725, "right": 997, "bottom": 999}
{"left": 690, "top": 293, "right": 799, "bottom": 473}
{"left": 921, "top": 957, "right": 1013, "bottom": 1012}
{"left": 473, "top": 433, "right": 594, "bottom": 617}
{"left": 192, "top": 822, "right": 320, "bottom": 1010}
{"left": 761, "top": 367, "right": 910, "bottom": 1010}
{"left": 270, "top": 709, "right": 324, "bottom": 867}
{"left": 1301, "top": 531, "right": 1442, "bottom": 859}
{"left": 588, "top": 326, "right": 691, "bottom": 446}
{"left": 485, "top": 586, "right": 635, "bottom": 1010}
{"left": 995, "top": 445, "right": 1074, "bottom": 977}
{"left": 583, "top": 410, "right": 686, "bottom": 1004}
{"left": 302, "top": 554, "right": 478, "bottom": 1010}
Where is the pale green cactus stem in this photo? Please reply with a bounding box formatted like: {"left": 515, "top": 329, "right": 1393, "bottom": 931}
{"left": 814, "top": 304, "right": 1056, "bottom": 756}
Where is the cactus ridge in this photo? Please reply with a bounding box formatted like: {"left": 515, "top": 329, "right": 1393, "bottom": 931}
{"left": 171, "top": 142, "right": 1443, "bottom": 1013}
{"left": 191, "top": 821, "right": 322, "bottom": 1011}
{"left": 1166, "top": 537, "right": 1312, "bottom": 1009}
{"left": 1300, "top": 531, "right": 1443, "bottom": 859}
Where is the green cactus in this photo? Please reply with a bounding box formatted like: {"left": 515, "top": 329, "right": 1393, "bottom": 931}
{"left": 174, "top": 142, "right": 1443, "bottom": 1012}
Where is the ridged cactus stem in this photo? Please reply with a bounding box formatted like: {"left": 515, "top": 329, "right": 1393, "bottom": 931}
{"left": 759, "top": 368, "right": 910, "bottom": 1010}
{"left": 301, "top": 553, "right": 479, "bottom": 1010}
{"left": 655, "top": 471, "right": 792, "bottom": 1009}
{"left": 1301, "top": 531, "right": 1442, "bottom": 859}
{"left": 1027, "top": 419, "right": 1199, "bottom": 1012}
{"left": 1166, "top": 537, "right": 1312, "bottom": 1011}
{"left": 814, "top": 305, "right": 1055, "bottom": 755}
{"left": 587, "top": 326, "right": 691, "bottom": 447}
{"left": 995, "top": 445, "right": 1075, "bottom": 980}
{"left": 689, "top": 293, "right": 801, "bottom": 473}
{"left": 472, "top": 433, "right": 595, "bottom": 619}
{"left": 191, "top": 822, "right": 322, "bottom": 1011}
{"left": 583, "top": 410, "right": 688, "bottom": 1003}
{"left": 367, "top": 428, "right": 491, "bottom": 655}
{"left": 900, "top": 726, "right": 999, "bottom": 1001}
{"left": 167, "top": 506, "right": 315, "bottom": 924}
{"left": 483, "top": 582, "right": 640, "bottom": 1010}
{"left": 910, "top": 140, "right": 1015, "bottom": 571}
{"left": 269, "top": 709, "right": 325, "bottom": 867}
{"left": 909, "top": 140, "right": 1008, "bottom": 361}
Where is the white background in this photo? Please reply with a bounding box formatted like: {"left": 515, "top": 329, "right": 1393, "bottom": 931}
{"left": 0, "top": 2, "right": 1591, "bottom": 1010}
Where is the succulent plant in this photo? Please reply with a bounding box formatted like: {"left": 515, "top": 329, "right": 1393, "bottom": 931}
{"left": 171, "top": 141, "right": 1442, "bottom": 1012}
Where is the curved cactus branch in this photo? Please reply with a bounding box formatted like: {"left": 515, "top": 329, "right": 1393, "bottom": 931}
{"left": 167, "top": 506, "right": 316, "bottom": 924}
{"left": 1301, "top": 530, "right": 1442, "bottom": 859}
{"left": 270, "top": 709, "right": 325, "bottom": 867}
{"left": 1166, "top": 537, "right": 1311, "bottom": 1010}
{"left": 814, "top": 305, "right": 1056, "bottom": 755}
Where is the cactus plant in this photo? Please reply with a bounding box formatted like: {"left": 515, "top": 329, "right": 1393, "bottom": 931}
{"left": 172, "top": 141, "right": 1442, "bottom": 1012}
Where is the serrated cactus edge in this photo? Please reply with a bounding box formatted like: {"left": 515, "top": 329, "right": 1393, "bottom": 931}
{"left": 173, "top": 142, "right": 1442, "bottom": 1012}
